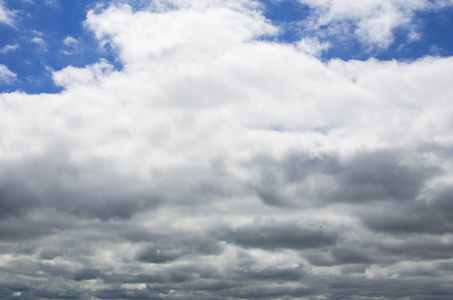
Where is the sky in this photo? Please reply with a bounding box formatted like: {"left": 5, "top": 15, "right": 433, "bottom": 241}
{"left": 1, "top": 0, "right": 453, "bottom": 299}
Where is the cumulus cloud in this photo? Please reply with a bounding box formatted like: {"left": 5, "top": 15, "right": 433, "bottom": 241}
{"left": 1, "top": 0, "right": 453, "bottom": 299}
{"left": 53, "top": 58, "right": 114, "bottom": 87}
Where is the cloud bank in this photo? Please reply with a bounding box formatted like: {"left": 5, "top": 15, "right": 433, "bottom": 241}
{"left": 1, "top": 0, "right": 453, "bottom": 299}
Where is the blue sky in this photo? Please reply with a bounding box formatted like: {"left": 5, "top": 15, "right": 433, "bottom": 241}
{"left": 1, "top": 1, "right": 453, "bottom": 299}
{"left": 0, "top": 0, "right": 119, "bottom": 93}
{"left": 1, "top": 0, "right": 453, "bottom": 93}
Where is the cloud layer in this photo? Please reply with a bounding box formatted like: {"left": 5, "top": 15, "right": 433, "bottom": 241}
{"left": 1, "top": 1, "right": 453, "bottom": 299}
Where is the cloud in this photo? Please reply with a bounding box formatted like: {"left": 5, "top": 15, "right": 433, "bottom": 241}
{"left": 63, "top": 36, "right": 78, "bottom": 47}
{"left": 53, "top": 58, "right": 114, "bottom": 87}
{"left": 295, "top": 37, "right": 330, "bottom": 56}
{"left": 60, "top": 36, "right": 81, "bottom": 55}
{"left": 0, "top": 1, "right": 14, "bottom": 25}
{"left": 0, "top": 64, "right": 16, "bottom": 84}
{"left": 135, "top": 233, "right": 223, "bottom": 263}
{"left": 0, "top": 0, "right": 453, "bottom": 299}
{"left": 43, "top": 0, "right": 60, "bottom": 9}
{"left": 31, "top": 37, "right": 47, "bottom": 52}
{"left": 85, "top": 2, "right": 277, "bottom": 66}
{"left": 218, "top": 220, "right": 339, "bottom": 250}
{"left": 250, "top": 149, "right": 437, "bottom": 207}
{"left": 296, "top": 0, "right": 453, "bottom": 49}
{"left": 0, "top": 44, "right": 19, "bottom": 54}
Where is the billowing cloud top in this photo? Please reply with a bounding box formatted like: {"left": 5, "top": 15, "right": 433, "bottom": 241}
{"left": 1, "top": 0, "right": 453, "bottom": 299}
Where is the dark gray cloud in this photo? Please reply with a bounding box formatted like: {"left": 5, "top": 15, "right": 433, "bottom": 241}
{"left": 252, "top": 149, "right": 437, "bottom": 207}
{"left": 217, "top": 220, "right": 339, "bottom": 250}
{"left": 303, "top": 244, "right": 374, "bottom": 267}
{"left": 360, "top": 202, "right": 449, "bottom": 234}
{"left": 329, "top": 246, "right": 372, "bottom": 264}
{"left": 0, "top": 148, "right": 158, "bottom": 221}
{"left": 0, "top": 147, "right": 448, "bottom": 299}
{"left": 334, "top": 150, "right": 433, "bottom": 202}
{"left": 376, "top": 235, "right": 453, "bottom": 261}
{"left": 429, "top": 185, "right": 453, "bottom": 221}
{"left": 232, "top": 265, "right": 305, "bottom": 281}
{"left": 0, "top": 182, "right": 40, "bottom": 218}
{"left": 0, "top": 147, "right": 245, "bottom": 222}
{"left": 135, "top": 233, "right": 224, "bottom": 263}
{"left": 359, "top": 182, "right": 453, "bottom": 237}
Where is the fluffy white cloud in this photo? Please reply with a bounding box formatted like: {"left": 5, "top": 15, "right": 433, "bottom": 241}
{"left": 1, "top": 1, "right": 453, "bottom": 299}
{"left": 86, "top": 2, "right": 277, "bottom": 67}
{"left": 53, "top": 58, "right": 114, "bottom": 87}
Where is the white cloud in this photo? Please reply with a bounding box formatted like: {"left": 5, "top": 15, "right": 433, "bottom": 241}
{"left": 31, "top": 37, "right": 47, "bottom": 52}
{"left": 86, "top": 3, "right": 277, "bottom": 67}
{"left": 0, "top": 1, "right": 14, "bottom": 25}
{"left": 32, "top": 30, "right": 43, "bottom": 36}
{"left": 63, "top": 36, "right": 78, "bottom": 47}
{"left": 0, "top": 44, "right": 19, "bottom": 54}
{"left": 43, "top": 0, "right": 60, "bottom": 8}
{"left": 0, "top": 64, "right": 16, "bottom": 83}
{"left": 295, "top": 37, "right": 330, "bottom": 56}
{"left": 297, "top": 0, "right": 453, "bottom": 49}
{"left": 61, "top": 36, "right": 81, "bottom": 55}
{"left": 53, "top": 58, "right": 114, "bottom": 88}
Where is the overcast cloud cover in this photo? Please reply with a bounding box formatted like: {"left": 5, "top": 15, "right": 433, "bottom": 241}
{"left": 1, "top": 0, "right": 453, "bottom": 299}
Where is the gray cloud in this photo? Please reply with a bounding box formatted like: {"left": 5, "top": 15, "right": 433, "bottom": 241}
{"left": 135, "top": 233, "right": 224, "bottom": 263}
{"left": 360, "top": 202, "right": 449, "bottom": 234}
{"left": 0, "top": 184, "right": 39, "bottom": 218}
{"left": 217, "top": 221, "right": 339, "bottom": 250}
{"left": 0, "top": 147, "right": 159, "bottom": 221}
{"left": 233, "top": 265, "right": 305, "bottom": 282}
{"left": 252, "top": 149, "right": 436, "bottom": 207}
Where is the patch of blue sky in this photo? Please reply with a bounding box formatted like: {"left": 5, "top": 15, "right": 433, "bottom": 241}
{"left": 260, "top": 0, "right": 310, "bottom": 23}
{"left": 258, "top": 0, "right": 310, "bottom": 43}
{"left": 0, "top": 0, "right": 121, "bottom": 94}
{"left": 374, "top": 7, "right": 453, "bottom": 61}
